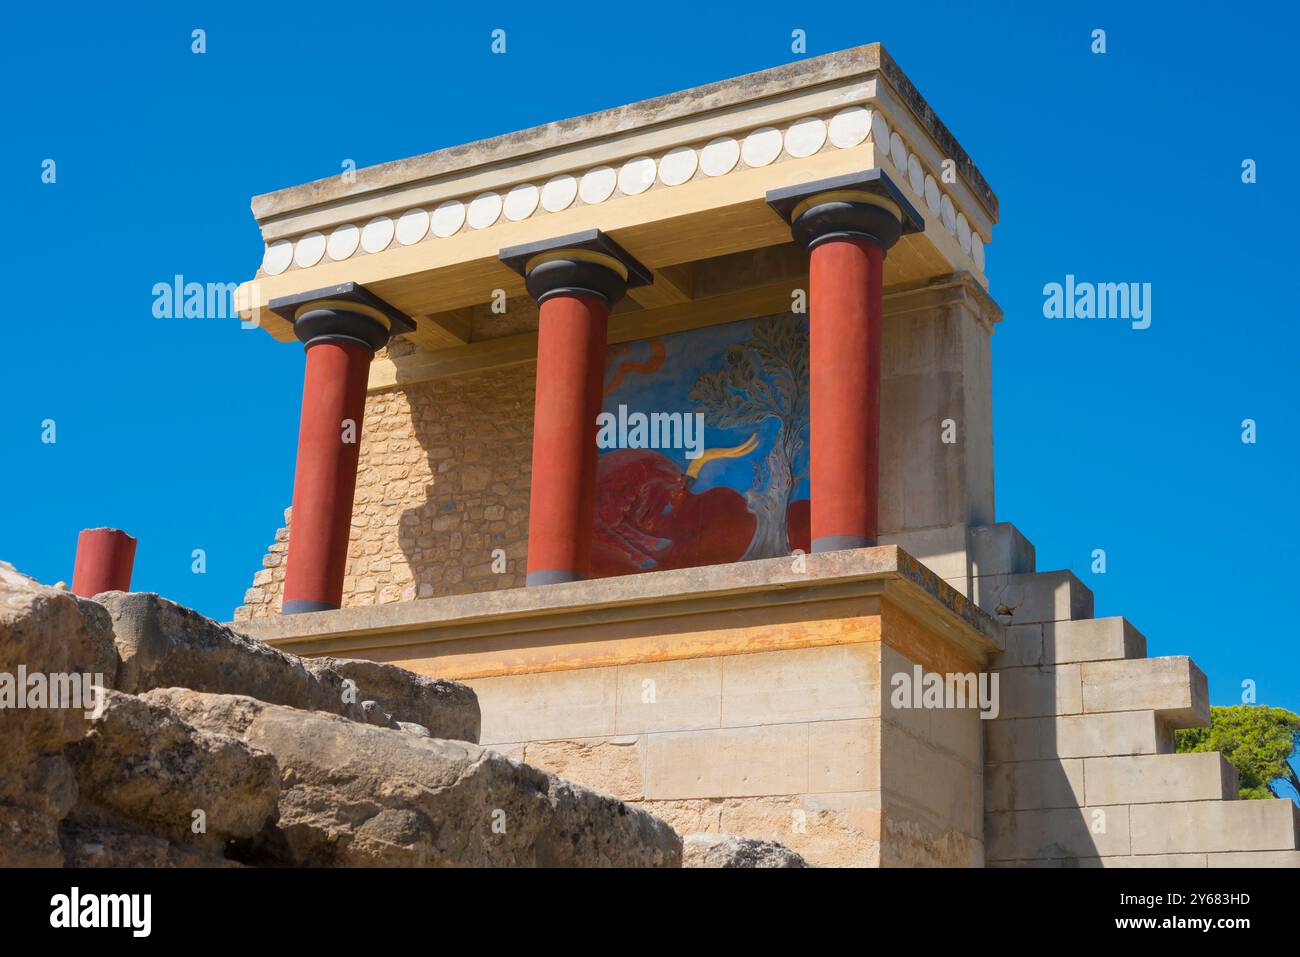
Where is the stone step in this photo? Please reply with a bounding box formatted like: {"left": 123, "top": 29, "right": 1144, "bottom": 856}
{"left": 1207, "top": 850, "right": 1300, "bottom": 867}
{"left": 985, "top": 752, "right": 1236, "bottom": 812}
{"left": 985, "top": 711, "right": 1173, "bottom": 764}
{"left": 988, "top": 799, "right": 1300, "bottom": 863}
{"left": 965, "top": 570, "right": 1093, "bottom": 625}
{"left": 1081, "top": 656, "right": 1209, "bottom": 729}
{"left": 993, "top": 616, "right": 1147, "bottom": 669}
{"left": 882, "top": 522, "right": 1034, "bottom": 586}
{"left": 1082, "top": 752, "right": 1237, "bottom": 806}
{"left": 1130, "top": 799, "right": 1300, "bottom": 855}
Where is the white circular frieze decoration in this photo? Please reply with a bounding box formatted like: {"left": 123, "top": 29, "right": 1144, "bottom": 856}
{"left": 784, "top": 116, "right": 827, "bottom": 158}
{"left": 326, "top": 224, "right": 360, "bottom": 261}
{"left": 889, "top": 132, "right": 908, "bottom": 171}
{"left": 263, "top": 240, "right": 293, "bottom": 275}
{"left": 467, "top": 192, "right": 503, "bottom": 230}
{"left": 741, "top": 127, "right": 783, "bottom": 167}
{"left": 956, "top": 212, "right": 971, "bottom": 253}
{"left": 395, "top": 208, "right": 430, "bottom": 246}
{"left": 924, "top": 174, "right": 941, "bottom": 214}
{"left": 361, "top": 216, "right": 394, "bottom": 253}
{"left": 658, "top": 147, "right": 698, "bottom": 186}
{"left": 870, "top": 112, "right": 891, "bottom": 153}
{"left": 940, "top": 194, "right": 957, "bottom": 233}
{"left": 541, "top": 174, "right": 578, "bottom": 212}
{"left": 618, "top": 156, "right": 657, "bottom": 195}
{"left": 293, "top": 232, "right": 326, "bottom": 268}
{"left": 907, "top": 154, "right": 924, "bottom": 195}
{"left": 579, "top": 166, "right": 617, "bottom": 204}
{"left": 972, "top": 234, "right": 986, "bottom": 271}
{"left": 431, "top": 200, "right": 465, "bottom": 238}
{"left": 504, "top": 183, "right": 540, "bottom": 221}
{"left": 828, "top": 106, "right": 871, "bottom": 148}
{"left": 700, "top": 137, "right": 740, "bottom": 176}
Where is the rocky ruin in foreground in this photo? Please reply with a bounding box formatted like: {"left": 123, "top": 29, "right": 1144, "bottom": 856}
{"left": 0, "top": 562, "right": 803, "bottom": 868}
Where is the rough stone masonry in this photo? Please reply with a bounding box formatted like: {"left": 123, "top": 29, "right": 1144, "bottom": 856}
{"left": 0, "top": 561, "right": 803, "bottom": 868}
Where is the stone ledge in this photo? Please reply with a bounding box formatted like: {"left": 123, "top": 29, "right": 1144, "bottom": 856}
{"left": 231, "top": 546, "right": 1004, "bottom": 666}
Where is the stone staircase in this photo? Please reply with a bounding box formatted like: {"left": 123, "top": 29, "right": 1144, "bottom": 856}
{"left": 891, "top": 522, "right": 1300, "bottom": 867}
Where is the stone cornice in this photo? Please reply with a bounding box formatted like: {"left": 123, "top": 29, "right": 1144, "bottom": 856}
{"left": 252, "top": 44, "right": 996, "bottom": 227}
{"left": 241, "top": 44, "right": 998, "bottom": 330}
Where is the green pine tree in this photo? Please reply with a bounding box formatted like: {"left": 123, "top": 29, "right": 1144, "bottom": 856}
{"left": 1175, "top": 705, "right": 1300, "bottom": 801}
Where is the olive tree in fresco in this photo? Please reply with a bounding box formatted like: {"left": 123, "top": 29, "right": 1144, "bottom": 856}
{"left": 689, "top": 315, "right": 809, "bottom": 559}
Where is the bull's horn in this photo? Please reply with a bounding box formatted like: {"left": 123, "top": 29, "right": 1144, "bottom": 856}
{"left": 686, "top": 433, "right": 759, "bottom": 479}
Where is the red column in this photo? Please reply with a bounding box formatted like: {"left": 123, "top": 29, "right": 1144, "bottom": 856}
{"left": 281, "top": 341, "right": 372, "bottom": 613}
{"left": 809, "top": 237, "right": 884, "bottom": 552}
{"left": 71, "top": 527, "right": 136, "bottom": 596}
{"left": 525, "top": 293, "right": 609, "bottom": 585}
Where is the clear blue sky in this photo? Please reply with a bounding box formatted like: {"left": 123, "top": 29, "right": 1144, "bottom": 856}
{"left": 4, "top": 2, "right": 1296, "bottom": 725}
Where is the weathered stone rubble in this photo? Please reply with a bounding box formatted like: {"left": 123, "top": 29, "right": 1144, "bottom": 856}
{"left": 0, "top": 562, "right": 806, "bottom": 868}
{"left": 682, "top": 833, "right": 810, "bottom": 868}
{"left": 98, "top": 590, "right": 480, "bottom": 742}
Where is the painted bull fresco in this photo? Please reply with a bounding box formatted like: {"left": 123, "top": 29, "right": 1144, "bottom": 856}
{"left": 591, "top": 313, "right": 811, "bottom": 578}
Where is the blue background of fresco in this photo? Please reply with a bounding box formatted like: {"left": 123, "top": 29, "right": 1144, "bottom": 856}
{"left": 601, "top": 317, "right": 810, "bottom": 500}
{"left": 2, "top": 0, "right": 1296, "bottom": 791}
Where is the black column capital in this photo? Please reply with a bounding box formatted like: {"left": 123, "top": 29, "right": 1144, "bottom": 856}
{"left": 270, "top": 282, "right": 415, "bottom": 353}
{"left": 766, "top": 169, "right": 924, "bottom": 252}
{"left": 499, "top": 229, "right": 653, "bottom": 307}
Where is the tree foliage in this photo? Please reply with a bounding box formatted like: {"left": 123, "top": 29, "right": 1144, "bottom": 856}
{"left": 689, "top": 317, "right": 808, "bottom": 431}
{"left": 1175, "top": 705, "right": 1300, "bottom": 801}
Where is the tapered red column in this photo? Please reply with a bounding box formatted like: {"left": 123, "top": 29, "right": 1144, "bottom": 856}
{"left": 809, "top": 237, "right": 884, "bottom": 550}
{"left": 500, "top": 229, "right": 652, "bottom": 585}
{"left": 526, "top": 293, "right": 609, "bottom": 584}
{"left": 282, "top": 339, "right": 372, "bottom": 612}
{"left": 767, "top": 170, "right": 923, "bottom": 553}
{"left": 71, "top": 527, "right": 136, "bottom": 596}
{"left": 271, "top": 284, "right": 414, "bottom": 614}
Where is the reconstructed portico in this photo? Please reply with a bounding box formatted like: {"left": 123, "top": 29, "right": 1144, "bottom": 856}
{"left": 232, "top": 45, "right": 1299, "bottom": 867}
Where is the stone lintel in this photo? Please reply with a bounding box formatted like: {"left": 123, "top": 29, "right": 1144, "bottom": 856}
{"left": 230, "top": 545, "right": 1005, "bottom": 671}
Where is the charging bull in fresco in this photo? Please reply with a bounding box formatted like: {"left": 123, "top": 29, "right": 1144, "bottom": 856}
{"left": 591, "top": 317, "right": 812, "bottom": 578}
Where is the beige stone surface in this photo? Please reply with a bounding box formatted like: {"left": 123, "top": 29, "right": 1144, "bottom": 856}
{"left": 809, "top": 720, "right": 881, "bottom": 793}
{"left": 644, "top": 724, "right": 810, "bottom": 800}
{"left": 614, "top": 656, "right": 721, "bottom": 735}
{"left": 468, "top": 667, "right": 617, "bottom": 745}
{"left": 985, "top": 759, "right": 1086, "bottom": 811}
{"left": 986, "top": 805, "right": 1131, "bottom": 862}
{"left": 524, "top": 737, "right": 644, "bottom": 801}
{"left": 968, "top": 570, "right": 1093, "bottom": 625}
{"left": 985, "top": 711, "right": 1169, "bottom": 763}
{"left": 1083, "top": 753, "right": 1235, "bottom": 807}
{"left": 1207, "top": 850, "right": 1300, "bottom": 867}
{"left": 718, "top": 793, "right": 882, "bottom": 868}
{"left": 881, "top": 725, "right": 981, "bottom": 838}
{"left": 1044, "top": 617, "right": 1146, "bottom": 664}
{"left": 721, "top": 643, "right": 881, "bottom": 727}
{"left": 1130, "top": 799, "right": 1299, "bottom": 855}
{"left": 995, "top": 663, "right": 1083, "bottom": 719}
{"left": 1081, "top": 656, "right": 1209, "bottom": 728}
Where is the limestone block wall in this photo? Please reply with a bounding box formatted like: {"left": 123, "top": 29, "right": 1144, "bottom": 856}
{"left": 965, "top": 524, "right": 1300, "bottom": 867}
{"left": 453, "top": 597, "right": 987, "bottom": 869}
{"left": 468, "top": 642, "right": 887, "bottom": 867}
{"left": 235, "top": 361, "right": 534, "bottom": 620}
